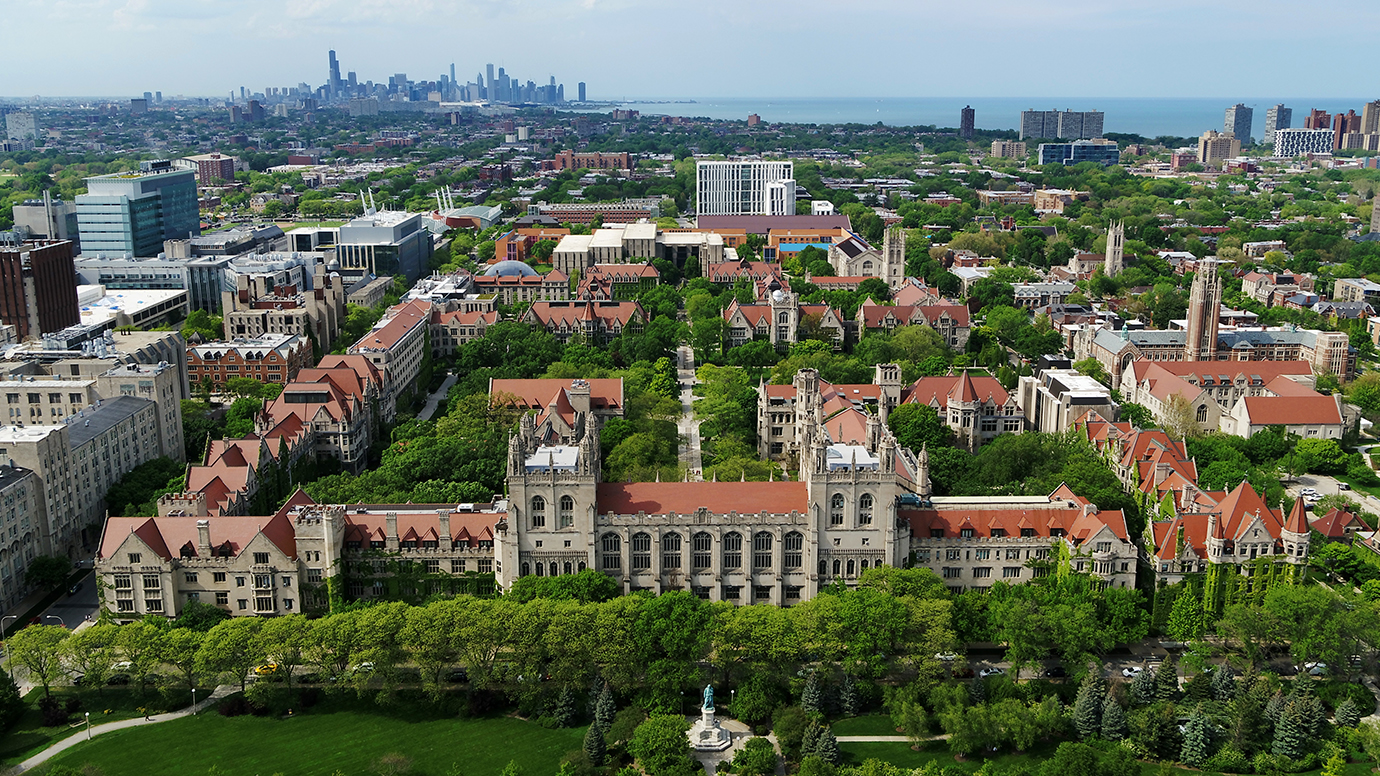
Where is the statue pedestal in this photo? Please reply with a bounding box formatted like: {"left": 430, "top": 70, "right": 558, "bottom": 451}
{"left": 687, "top": 706, "right": 732, "bottom": 751}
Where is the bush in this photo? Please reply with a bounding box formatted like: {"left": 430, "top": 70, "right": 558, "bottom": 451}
{"left": 1204, "top": 744, "right": 1251, "bottom": 773}
{"left": 39, "top": 695, "right": 67, "bottom": 727}
{"left": 218, "top": 696, "right": 251, "bottom": 717}
{"left": 1318, "top": 680, "right": 1376, "bottom": 715}
{"left": 63, "top": 696, "right": 83, "bottom": 715}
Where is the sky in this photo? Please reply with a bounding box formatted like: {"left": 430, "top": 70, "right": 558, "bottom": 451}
{"left": 3, "top": 0, "right": 1378, "bottom": 100}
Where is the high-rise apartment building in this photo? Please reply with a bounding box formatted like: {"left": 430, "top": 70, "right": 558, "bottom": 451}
{"left": 960, "top": 106, "right": 975, "bottom": 139}
{"left": 578, "top": 82, "right": 586, "bottom": 102}
{"left": 1304, "top": 109, "right": 1331, "bottom": 129}
{"left": 5, "top": 112, "right": 37, "bottom": 143}
{"left": 180, "top": 153, "right": 239, "bottom": 186}
{"left": 1264, "top": 105, "right": 1292, "bottom": 145}
{"left": 1197, "top": 130, "right": 1241, "bottom": 169}
{"left": 76, "top": 161, "right": 199, "bottom": 257}
{"left": 1363, "top": 101, "right": 1380, "bottom": 135}
{"left": 1020, "top": 109, "right": 1103, "bottom": 140}
{"left": 990, "top": 140, "right": 1027, "bottom": 159}
{"left": 0, "top": 240, "right": 80, "bottom": 340}
{"left": 1333, "top": 110, "right": 1362, "bottom": 150}
{"left": 1037, "top": 139, "right": 1120, "bottom": 166}
{"left": 696, "top": 161, "right": 795, "bottom": 216}
{"left": 1274, "top": 128, "right": 1333, "bottom": 158}
{"left": 129, "top": 99, "right": 147, "bottom": 115}
{"left": 1224, "top": 104, "right": 1253, "bottom": 144}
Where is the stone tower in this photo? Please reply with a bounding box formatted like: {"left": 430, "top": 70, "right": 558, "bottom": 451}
{"left": 882, "top": 226, "right": 905, "bottom": 290}
{"left": 1104, "top": 220, "right": 1124, "bottom": 277}
{"left": 1184, "top": 259, "right": 1221, "bottom": 361}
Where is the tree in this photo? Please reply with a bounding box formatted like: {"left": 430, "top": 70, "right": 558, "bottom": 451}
{"left": 1211, "top": 663, "right": 1236, "bottom": 702}
{"left": 813, "top": 727, "right": 840, "bottom": 765}
{"left": 1166, "top": 590, "right": 1205, "bottom": 643}
{"left": 1154, "top": 654, "right": 1179, "bottom": 702}
{"left": 898, "top": 700, "right": 930, "bottom": 749}
{"left": 731, "top": 737, "right": 779, "bottom": 776}
{"left": 886, "top": 403, "right": 952, "bottom": 453}
{"left": 801, "top": 670, "right": 823, "bottom": 716}
{"left": 1336, "top": 698, "right": 1362, "bottom": 728}
{"left": 162, "top": 627, "right": 204, "bottom": 695}
{"left": 797, "top": 755, "right": 836, "bottom": 776}
{"left": 1180, "top": 709, "right": 1210, "bottom": 767}
{"left": 1272, "top": 700, "right": 1307, "bottom": 759}
{"left": 1161, "top": 395, "right": 1203, "bottom": 440}
{"left": 25, "top": 555, "right": 72, "bottom": 593}
{"left": 584, "top": 721, "right": 607, "bottom": 766}
{"left": 1072, "top": 673, "right": 1103, "bottom": 740}
{"left": 1294, "top": 438, "right": 1348, "bottom": 475}
{"left": 171, "top": 600, "right": 230, "bottom": 632}
{"left": 968, "top": 278, "right": 1015, "bottom": 310}
{"left": 117, "top": 620, "right": 166, "bottom": 693}
{"left": 0, "top": 669, "right": 22, "bottom": 731}
{"left": 257, "top": 614, "right": 310, "bottom": 690}
{"left": 1101, "top": 696, "right": 1127, "bottom": 741}
{"left": 1072, "top": 358, "right": 1110, "bottom": 386}
{"left": 839, "top": 673, "right": 858, "bottom": 717}
{"left": 650, "top": 357, "right": 678, "bottom": 399}
{"left": 628, "top": 714, "right": 699, "bottom": 776}
{"left": 61, "top": 623, "right": 118, "bottom": 695}
{"left": 595, "top": 682, "right": 617, "bottom": 728}
{"left": 773, "top": 705, "right": 812, "bottom": 760}
{"left": 8, "top": 624, "right": 68, "bottom": 698}
{"left": 196, "top": 617, "right": 264, "bottom": 691}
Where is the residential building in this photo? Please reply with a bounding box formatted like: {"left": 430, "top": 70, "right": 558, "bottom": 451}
{"left": 1033, "top": 189, "right": 1079, "bottom": 214}
{"left": 989, "top": 140, "right": 1027, "bottom": 159}
{"left": 960, "top": 106, "right": 975, "bottom": 139}
{"left": 1149, "top": 483, "right": 1308, "bottom": 589}
{"left": 187, "top": 333, "right": 314, "bottom": 390}
{"left": 348, "top": 299, "right": 431, "bottom": 421}
{"left": 472, "top": 266, "right": 569, "bottom": 305}
{"left": 256, "top": 359, "right": 382, "bottom": 473}
{"left": 904, "top": 371, "right": 1023, "bottom": 451}
{"left": 1333, "top": 110, "right": 1362, "bottom": 150}
{"left": 1013, "top": 282, "right": 1077, "bottom": 309}
{"left": 180, "top": 153, "right": 240, "bottom": 186}
{"left": 1274, "top": 128, "right": 1334, "bottom": 158}
{"left": 1197, "top": 131, "right": 1241, "bottom": 168}
{"left": 1334, "top": 277, "right": 1380, "bottom": 305}
{"left": 576, "top": 264, "right": 659, "bottom": 300}
{"left": 1016, "top": 369, "right": 1117, "bottom": 433}
{"left": 977, "top": 190, "right": 1033, "bottom": 207}
{"left": 1304, "top": 109, "right": 1331, "bottom": 129}
{"left": 1224, "top": 104, "right": 1253, "bottom": 144}
{"left": 429, "top": 309, "right": 499, "bottom": 357}
{"left": 855, "top": 300, "right": 970, "bottom": 349}
{"left": 544, "top": 151, "right": 632, "bottom": 171}
{"left": 1265, "top": 105, "right": 1292, "bottom": 144}
{"left": 695, "top": 160, "right": 795, "bottom": 216}
{"left": 4, "top": 113, "right": 37, "bottom": 143}
{"left": 76, "top": 161, "right": 199, "bottom": 257}
{"left": 521, "top": 300, "right": 645, "bottom": 344}
{"left": 0, "top": 465, "right": 46, "bottom": 612}
{"left": 220, "top": 265, "right": 346, "bottom": 352}
{"left": 0, "top": 240, "right": 80, "bottom": 340}
{"left": 723, "top": 294, "right": 846, "bottom": 351}
{"left": 1020, "top": 109, "right": 1104, "bottom": 140}
{"left": 1038, "top": 140, "right": 1120, "bottom": 166}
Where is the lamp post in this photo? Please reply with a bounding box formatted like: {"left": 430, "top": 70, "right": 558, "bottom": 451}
{"left": 680, "top": 690, "right": 684, "bottom": 716}
{"left": 42, "top": 615, "right": 65, "bottom": 629}
{"left": 85, "top": 712, "right": 90, "bottom": 740}
{"left": 192, "top": 687, "right": 197, "bottom": 714}
{"left": 730, "top": 689, "right": 735, "bottom": 718}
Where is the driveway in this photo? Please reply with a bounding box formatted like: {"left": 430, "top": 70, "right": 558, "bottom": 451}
{"left": 1288, "top": 474, "right": 1380, "bottom": 515}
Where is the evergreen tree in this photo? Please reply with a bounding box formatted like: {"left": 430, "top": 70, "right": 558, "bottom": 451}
{"left": 1298, "top": 693, "right": 1326, "bottom": 738}
{"left": 814, "top": 727, "right": 840, "bottom": 765}
{"left": 1335, "top": 698, "right": 1362, "bottom": 729}
{"left": 1272, "top": 702, "right": 1307, "bottom": 759}
{"left": 583, "top": 722, "right": 607, "bottom": 766}
{"left": 839, "top": 673, "right": 858, "bottom": 717}
{"left": 801, "top": 723, "right": 823, "bottom": 757}
{"left": 1100, "top": 695, "right": 1127, "bottom": 741}
{"left": 1130, "top": 666, "right": 1156, "bottom": 706}
{"left": 802, "top": 671, "right": 823, "bottom": 716}
{"left": 969, "top": 676, "right": 987, "bottom": 705}
{"left": 1211, "top": 664, "right": 1236, "bottom": 702}
{"left": 1180, "top": 709, "right": 1211, "bottom": 767}
{"left": 0, "top": 670, "right": 21, "bottom": 731}
{"left": 1073, "top": 676, "right": 1102, "bottom": 740}
{"left": 595, "top": 682, "right": 617, "bottom": 728}
{"left": 1264, "top": 691, "right": 1284, "bottom": 726}
{"left": 1154, "top": 656, "right": 1179, "bottom": 702}
{"left": 551, "top": 686, "right": 577, "bottom": 728}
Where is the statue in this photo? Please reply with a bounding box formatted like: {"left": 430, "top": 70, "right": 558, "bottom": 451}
{"left": 702, "top": 684, "right": 714, "bottom": 711}
{"left": 687, "top": 683, "right": 730, "bottom": 751}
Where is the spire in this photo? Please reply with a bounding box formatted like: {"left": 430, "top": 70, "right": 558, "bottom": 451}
{"left": 1284, "top": 495, "right": 1309, "bottom": 534}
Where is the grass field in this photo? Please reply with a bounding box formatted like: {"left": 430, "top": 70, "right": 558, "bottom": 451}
{"left": 830, "top": 714, "right": 900, "bottom": 736}
{"left": 0, "top": 686, "right": 190, "bottom": 766}
{"left": 41, "top": 694, "right": 587, "bottom": 776}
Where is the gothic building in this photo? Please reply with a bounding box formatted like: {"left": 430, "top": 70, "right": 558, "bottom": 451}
{"left": 1104, "top": 220, "right": 1124, "bottom": 277}
{"left": 827, "top": 227, "right": 906, "bottom": 289}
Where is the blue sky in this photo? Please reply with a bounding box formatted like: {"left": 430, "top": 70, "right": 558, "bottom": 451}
{"left": 3, "top": 0, "right": 1376, "bottom": 99}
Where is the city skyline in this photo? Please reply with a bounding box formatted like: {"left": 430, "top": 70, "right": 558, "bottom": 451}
{"left": 3, "top": 0, "right": 1379, "bottom": 99}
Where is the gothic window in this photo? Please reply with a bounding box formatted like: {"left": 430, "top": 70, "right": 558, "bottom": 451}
{"left": 784, "top": 532, "right": 803, "bottom": 569}
{"left": 549, "top": 562, "right": 559, "bottom": 577}
{"left": 535, "top": 562, "right": 545, "bottom": 577}
{"left": 723, "top": 532, "right": 742, "bottom": 569}
{"left": 753, "top": 532, "right": 773, "bottom": 570}
{"left": 662, "top": 533, "right": 683, "bottom": 570}
{"left": 559, "top": 495, "right": 574, "bottom": 528}
{"left": 818, "top": 559, "right": 827, "bottom": 576}
{"left": 1196, "top": 405, "right": 1208, "bottom": 423}
{"left": 601, "top": 533, "right": 621, "bottom": 571}
{"left": 692, "top": 532, "right": 712, "bottom": 570}
{"left": 521, "top": 562, "right": 530, "bottom": 576}
{"left": 778, "top": 312, "right": 788, "bottom": 324}
{"left": 832, "top": 559, "right": 841, "bottom": 576}
{"left": 530, "top": 496, "right": 545, "bottom": 528}
{"left": 846, "top": 559, "right": 856, "bottom": 576}
{"left": 830, "top": 494, "right": 844, "bottom": 526}
{"left": 631, "top": 532, "right": 651, "bottom": 570}
{"left": 862, "top": 260, "right": 873, "bottom": 273}
{"left": 858, "top": 494, "right": 874, "bottom": 525}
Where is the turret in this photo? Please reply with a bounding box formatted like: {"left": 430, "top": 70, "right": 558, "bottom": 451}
{"left": 1281, "top": 497, "right": 1310, "bottom": 563}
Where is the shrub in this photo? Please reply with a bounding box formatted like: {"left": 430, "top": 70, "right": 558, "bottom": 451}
{"left": 39, "top": 695, "right": 67, "bottom": 727}
{"left": 218, "top": 696, "right": 251, "bottom": 717}
{"left": 1204, "top": 745, "right": 1251, "bottom": 773}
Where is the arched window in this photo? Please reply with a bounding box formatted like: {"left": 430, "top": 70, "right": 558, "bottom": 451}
{"left": 784, "top": 532, "right": 803, "bottom": 569}
{"left": 753, "top": 532, "right": 773, "bottom": 570}
{"left": 521, "top": 562, "right": 530, "bottom": 576}
{"left": 832, "top": 559, "right": 841, "bottom": 576}
{"left": 692, "top": 532, "right": 712, "bottom": 570}
{"left": 549, "top": 562, "right": 559, "bottom": 577}
{"left": 563, "top": 562, "right": 572, "bottom": 575}
{"left": 778, "top": 311, "right": 789, "bottom": 324}
{"left": 578, "top": 561, "right": 587, "bottom": 571}
{"left": 818, "top": 559, "right": 827, "bottom": 576}
{"left": 830, "top": 494, "right": 845, "bottom": 526}
{"left": 601, "top": 533, "right": 622, "bottom": 571}
{"left": 535, "top": 562, "right": 545, "bottom": 577}
{"left": 1196, "top": 405, "right": 1208, "bottom": 423}
{"left": 530, "top": 496, "right": 546, "bottom": 528}
{"left": 858, "top": 494, "right": 874, "bottom": 525}
{"left": 631, "top": 532, "right": 652, "bottom": 570}
{"left": 722, "top": 532, "right": 743, "bottom": 569}
{"left": 662, "top": 533, "right": 683, "bottom": 570}
{"left": 846, "top": 559, "right": 856, "bottom": 576}
{"left": 860, "top": 559, "right": 870, "bottom": 571}
{"left": 558, "top": 495, "right": 574, "bottom": 528}
{"left": 862, "top": 260, "right": 873, "bottom": 273}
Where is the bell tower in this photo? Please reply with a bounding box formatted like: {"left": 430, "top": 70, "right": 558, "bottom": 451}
{"left": 1104, "top": 220, "right": 1124, "bottom": 277}
{"left": 1184, "top": 259, "right": 1221, "bottom": 361}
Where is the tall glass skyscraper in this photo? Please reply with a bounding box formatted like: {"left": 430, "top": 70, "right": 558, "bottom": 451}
{"left": 76, "top": 161, "right": 199, "bottom": 257}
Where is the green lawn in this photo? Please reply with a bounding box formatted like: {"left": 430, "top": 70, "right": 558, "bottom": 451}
{"left": 285, "top": 220, "right": 347, "bottom": 229}
{"left": 41, "top": 694, "right": 587, "bottom": 776}
{"left": 830, "top": 714, "right": 900, "bottom": 736}
{"left": 1, "top": 685, "right": 191, "bottom": 765}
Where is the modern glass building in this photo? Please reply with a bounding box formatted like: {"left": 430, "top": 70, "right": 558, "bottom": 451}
{"left": 1038, "top": 140, "right": 1122, "bottom": 166}
{"left": 76, "top": 161, "right": 199, "bottom": 257}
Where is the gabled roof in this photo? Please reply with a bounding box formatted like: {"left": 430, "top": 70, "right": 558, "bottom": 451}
{"left": 903, "top": 373, "right": 1010, "bottom": 407}
{"left": 100, "top": 512, "right": 297, "bottom": 560}
{"left": 1311, "top": 508, "right": 1371, "bottom": 539}
{"left": 1240, "top": 395, "right": 1342, "bottom": 426}
{"left": 489, "top": 378, "right": 624, "bottom": 412}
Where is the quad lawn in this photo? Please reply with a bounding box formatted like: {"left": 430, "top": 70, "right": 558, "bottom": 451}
{"left": 40, "top": 693, "right": 587, "bottom": 776}
{"left": 0, "top": 686, "right": 191, "bottom": 766}
{"left": 830, "top": 714, "right": 901, "bottom": 736}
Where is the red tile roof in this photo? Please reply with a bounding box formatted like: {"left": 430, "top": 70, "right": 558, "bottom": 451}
{"left": 1311, "top": 508, "right": 1371, "bottom": 539}
{"left": 489, "top": 378, "right": 624, "bottom": 411}
{"left": 100, "top": 512, "right": 297, "bottom": 560}
{"left": 904, "top": 373, "right": 1009, "bottom": 407}
{"left": 1240, "top": 395, "right": 1342, "bottom": 426}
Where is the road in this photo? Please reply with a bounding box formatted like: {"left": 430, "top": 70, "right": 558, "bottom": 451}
{"left": 416, "top": 371, "right": 458, "bottom": 422}
{"left": 42, "top": 570, "right": 99, "bottom": 630}
{"left": 677, "top": 346, "right": 704, "bottom": 481}
{"left": 1286, "top": 473, "right": 1380, "bottom": 515}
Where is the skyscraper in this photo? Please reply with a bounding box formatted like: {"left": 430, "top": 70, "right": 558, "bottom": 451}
{"left": 1020, "top": 109, "right": 1103, "bottom": 140}
{"left": 1264, "top": 104, "right": 1292, "bottom": 145}
{"left": 328, "top": 50, "right": 342, "bottom": 100}
{"left": 960, "top": 106, "right": 975, "bottom": 139}
{"left": 0, "top": 240, "right": 80, "bottom": 340}
{"left": 1333, "top": 110, "right": 1361, "bottom": 150}
{"left": 696, "top": 161, "right": 794, "bottom": 216}
{"left": 1224, "top": 103, "right": 1253, "bottom": 144}
{"left": 1304, "top": 109, "right": 1331, "bottom": 129}
{"left": 1363, "top": 100, "right": 1380, "bottom": 135}
{"left": 578, "top": 82, "right": 586, "bottom": 102}
{"left": 450, "top": 63, "right": 456, "bottom": 98}
{"left": 486, "top": 64, "right": 495, "bottom": 101}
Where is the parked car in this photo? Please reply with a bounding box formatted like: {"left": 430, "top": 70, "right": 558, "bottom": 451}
{"left": 67, "top": 581, "right": 83, "bottom": 595}
{"left": 979, "top": 667, "right": 1004, "bottom": 678}
{"left": 446, "top": 668, "right": 469, "bottom": 683}
{"left": 1298, "top": 662, "right": 1327, "bottom": 676}
{"left": 934, "top": 652, "right": 959, "bottom": 662}
{"left": 352, "top": 662, "right": 375, "bottom": 674}
{"left": 254, "top": 663, "right": 279, "bottom": 676}
{"left": 1122, "top": 666, "right": 1144, "bottom": 678}
{"left": 107, "top": 674, "right": 130, "bottom": 686}
{"left": 1044, "top": 666, "right": 1067, "bottom": 678}
{"left": 1339, "top": 483, "right": 1351, "bottom": 490}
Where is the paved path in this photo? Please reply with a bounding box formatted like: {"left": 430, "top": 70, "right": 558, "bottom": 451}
{"left": 11, "top": 684, "right": 237, "bottom": 773}
{"left": 676, "top": 346, "right": 704, "bottom": 481}
{"left": 416, "top": 372, "right": 457, "bottom": 422}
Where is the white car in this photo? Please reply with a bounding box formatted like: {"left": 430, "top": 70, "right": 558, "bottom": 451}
{"left": 1299, "top": 662, "right": 1327, "bottom": 676}
{"left": 1122, "top": 666, "right": 1144, "bottom": 678}
{"left": 1300, "top": 487, "right": 1318, "bottom": 495}
{"left": 935, "top": 652, "right": 959, "bottom": 662}
{"left": 979, "top": 667, "right": 1004, "bottom": 678}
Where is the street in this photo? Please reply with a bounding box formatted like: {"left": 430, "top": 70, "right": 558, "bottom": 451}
{"left": 41, "top": 570, "right": 98, "bottom": 629}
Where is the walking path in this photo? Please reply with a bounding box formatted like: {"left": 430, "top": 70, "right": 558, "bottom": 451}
{"left": 676, "top": 346, "right": 704, "bottom": 481}
{"left": 10, "top": 684, "right": 237, "bottom": 773}
{"left": 416, "top": 372, "right": 457, "bottom": 422}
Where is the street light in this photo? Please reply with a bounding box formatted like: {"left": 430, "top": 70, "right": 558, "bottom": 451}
{"left": 192, "top": 687, "right": 197, "bottom": 714}
{"left": 85, "top": 711, "right": 90, "bottom": 740}
{"left": 42, "top": 615, "right": 65, "bottom": 629}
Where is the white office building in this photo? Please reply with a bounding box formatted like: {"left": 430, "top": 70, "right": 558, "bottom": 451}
{"left": 696, "top": 160, "right": 794, "bottom": 216}
{"left": 1274, "top": 128, "right": 1333, "bottom": 158}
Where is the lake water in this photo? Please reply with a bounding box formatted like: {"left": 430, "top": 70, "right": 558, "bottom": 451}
{"left": 584, "top": 97, "right": 1372, "bottom": 141}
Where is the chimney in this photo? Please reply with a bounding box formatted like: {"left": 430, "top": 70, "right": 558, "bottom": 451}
{"left": 386, "top": 512, "right": 399, "bottom": 550}
{"left": 438, "top": 509, "right": 452, "bottom": 550}
{"left": 197, "top": 519, "right": 211, "bottom": 555}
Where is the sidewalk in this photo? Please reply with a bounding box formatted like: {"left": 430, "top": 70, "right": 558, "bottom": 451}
{"left": 10, "top": 684, "right": 237, "bottom": 773}
{"left": 416, "top": 372, "right": 458, "bottom": 422}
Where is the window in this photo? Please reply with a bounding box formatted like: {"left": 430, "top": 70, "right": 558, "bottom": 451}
{"left": 990, "top": 528, "right": 1006, "bottom": 538}
{"left": 945, "top": 549, "right": 961, "bottom": 561}
{"left": 255, "top": 596, "right": 275, "bottom": 612}
{"left": 858, "top": 494, "right": 873, "bottom": 525}
{"left": 127, "top": 553, "right": 141, "bottom": 565}
{"left": 213, "top": 572, "right": 226, "bottom": 583}
{"left": 602, "top": 533, "right": 622, "bottom": 571}
{"left": 661, "top": 533, "right": 682, "bottom": 570}
{"left": 284, "top": 599, "right": 294, "bottom": 611}
{"left": 1196, "top": 405, "right": 1208, "bottom": 423}
{"left": 752, "top": 532, "right": 773, "bottom": 570}
{"left": 477, "top": 559, "right": 493, "bottom": 574}
{"left": 253, "top": 552, "right": 269, "bottom": 565}
{"left": 186, "top": 592, "right": 200, "bottom": 602}
{"left": 254, "top": 574, "right": 271, "bottom": 589}
{"left": 117, "top": 600, "right": 134, "bottom": 612}
{"left": 114, "top": 574, "right": 131, "bottom": 590}
{"left": 960, "top": 528, "right": 975, "bottom": 538}
{"left": 1020, "top": 528, "right": 1035, "bottom": 537}
{"left": 930, "top": 529, "right": 945, "bottom": 538}
{"left": 974, "top": 549, "right": 990, "bottom": 561}
{"left": 692, "top": 532, "right": 712, "bottom": 570}
{"left": 281, "top": 576, "right": 292, "bottom": 587}
{"left": 722, "top": 532, "right": 742, "bottom": 569}
{"left": 451, "top": 559, "right": 466, "bottom": 573}
{"left": 215, "top": 591, "right": 228, "bottom": 605}
{"left": 142, "top": 574, "right": 160, "bottom": 590}
{"left": 631, "top": 532, "right": 652, "bottom": 570}
{"left": 236, "top": 576, "right": 245, "bottom": 587}
{"left": 723, "top": 585, "right": 741, "bottom": 601}
{"left": 784, "top": 532, "right": 803, "bottom": 569}
{"left": 424, "top": 560, "right": 439, "bottom": 573}
{"left": 530, "top": 496, "right": 546, "bottom": 528}
{"left": 306, "top": 569, "right": 322, "bottom": 583}
{"left": 1006, "top": 549, "right": 1022, "bottom": 560}
{"left": 1095, "top": 541, "right": 1112, "bottom": 553}
{"left": 942, "top": 567, "right": 961, "bottom": 579}
{"left": 973, "top": 567, "right": 991, "bottom": 578}
{"left": 559, "top": 495, "right": 574, "bottom": 528}
{"left": 145, "top": 598, "right": 163, "bottom": 613}
{"left": 1003, "top": 567, "right": 1022, "bottom": 578}
{"left": 184, "top": 572, "right": 198, "bottom": 583}
{"left": 753, "top": 585, "right": 773, "bottom": 602}
{"left": 830, "top": 494, "right": 844, "bottom": 526}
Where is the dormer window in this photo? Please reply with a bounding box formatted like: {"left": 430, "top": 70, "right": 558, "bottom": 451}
{"left": 960, "top": 528, "right": 975, "bottom": 539}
